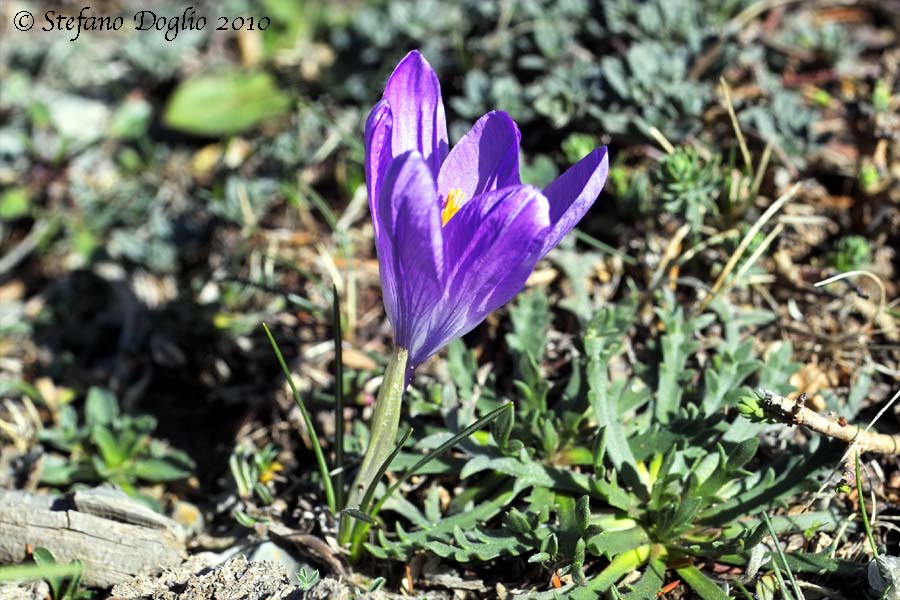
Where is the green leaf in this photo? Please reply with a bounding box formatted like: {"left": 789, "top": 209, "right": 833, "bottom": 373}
{"left": 507, "top": 289, "right": 551, "bottom": 362}
{"left": 676, "top": 566, "right": 729, "bottom": 600}
{"left": 234, "top": 509, "right": 262, "bottom": 528}
{"left": 38, "top": 455, "right": 96, "bottom": 486}
{"left": 655, "top": 496, "right": 703, "bottom": 539}
{"left": 700, "top": 440, "right": 839, "bottom": 525}
{"left": 586, "top": 527, "right": 651, "bottom": 558}
{"left": 505, "top": 508, "right": 533, "bottom": 534}
{"left": 726, "top": 438, "right": 758, "bottom": 472}
{"left": 367, "top": 482, "right": 528, "bottom": 562}
{"left": 31, "top": 547, "right": 61, "bottom": 599}
{"left": 262, "top": 323, "right": 335, "bottom": 513}
{"left": 622, "top": 558, "right": 666, "bottom": 599}
{"left": 542, "top": 533, "right": 559, "bottom": 558}
{"left": 460, "top": 452, "right": 631, "bottom": 510}
{"left": 342, "top": 508, "right": 376, "bottom": 525}
{"left": 490, "top": 400, "right": 515, "bottom": 451}
{"left": 164, "top": 71, "right": 291, "bottom": 136}
{"left": 586, "top": 300, "right": 643, "bottom": 491}
{"left": 572, "top": 545, "right": 652, "bottom": 598}
{"left": 572, "top": 538, "right": 587, "bottom": 585}
{"left": 575, "top": 495, "right": 591, "bottom": 535}
{"left": 85, "top": 388, "right": 118, "bottom": 429}
{"left": 108, "top": 98, "right": 152, "bottom": 139}
{"left": 132, "top": 458, "right": 192, "bottom": 482}
{"left": 654, "top": 299, "right": 709, "bottom": 423}
{"left": 0, "top": 187, "right": 30, "bottom": 220}
{"left": 91, "top": 427, "right": 126, "bottom": 469}
{"left": 0, "top": 556, "right": 82, "bottom": 589}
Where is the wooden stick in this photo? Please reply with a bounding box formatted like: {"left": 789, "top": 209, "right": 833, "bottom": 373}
{"left": 751, "top": 390, "right": 900, "bottom": 455}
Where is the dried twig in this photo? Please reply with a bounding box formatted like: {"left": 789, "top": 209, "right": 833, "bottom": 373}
{"left": 746, "top": 389, "right": 900, "bottom": 455}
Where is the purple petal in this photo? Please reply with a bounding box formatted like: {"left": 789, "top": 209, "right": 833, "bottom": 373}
{"left": 383, "top": 51, "right": 449, "bottom": 178}
{"left": 437, "top": 111, "right": 521, "bottom": 203}
{"left": 539, "top": 146, "right": 609, "bottom": 257}
{"left": 410, "top": 186, "right": 549, "bottom": 366}
{"left": 373, "top": 151, "right": 445, "bottom": 357}
{"left": 365, "top": 100, "right": 393, "bottom": 238}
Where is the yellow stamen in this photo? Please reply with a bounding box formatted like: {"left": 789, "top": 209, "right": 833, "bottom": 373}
{"left": 441, "top": 188, "right": 466, "bottom": 226}
{"left": 259, "top": 461, "right": 284, "bottom": 484}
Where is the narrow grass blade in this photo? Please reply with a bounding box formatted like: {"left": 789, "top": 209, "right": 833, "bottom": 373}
{"left": 262, "top": 322, "right": 336, "bottom": 513}
{"left": 373, "top": 402, "right": 514, "bottom": 517}
{"left": 342, "top": 508, "right": 377, "bottom": 525}
{"left": 332, "top": 284, "right": 345, "bottom": 511}
{"left": 349, "top": 402, "right": 513, "bottom": 559}
{"left": 762, "top": 511, "right": 802, "bottom": 600}
{"left": 769, "top": 558, "right": 793, "bottom": 600}
{"left": 574, "top": 229, "right": 637, "bottom": 265}
{"left": 855, "top": 452, "right": 879, "bottom": 558}
{"left": 357, "top": 427, "right": 412, "bottom": 515}
{"left": 732, "top": 579, "right": 755, "bottom": 600}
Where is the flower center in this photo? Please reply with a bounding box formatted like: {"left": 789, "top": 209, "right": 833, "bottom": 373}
{"left": 441, "top": 188, "right": 465, "bottom": 226}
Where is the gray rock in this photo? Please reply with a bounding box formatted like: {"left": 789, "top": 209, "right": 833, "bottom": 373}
{"left": 109, "top": 554, "right": 302, "bottom": 600}
{"left": 0, "top": 581, "right": 49, "bottom": 600}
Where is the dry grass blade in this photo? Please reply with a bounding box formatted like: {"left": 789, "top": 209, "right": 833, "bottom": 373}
{"left": 719, "top": 78, "right": 753, "bottom": 173}
{"left": 697, "top": 183, "right": 799, "bottom": 312}
{"left": 647, "top": 126, "right": 676, "bottom": 154}
{"left": 814, "top": 270, "right": 888, "bottom": 334}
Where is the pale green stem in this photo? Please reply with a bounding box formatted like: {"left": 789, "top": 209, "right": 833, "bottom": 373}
{"left": 338, "top": 346, "right": 408, "bottom": 544}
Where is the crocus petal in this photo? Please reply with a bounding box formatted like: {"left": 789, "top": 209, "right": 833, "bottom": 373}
{"left": 365, "top": 99, "right": 393, "bottom": 238}
{"left": 373, "top": 151, "right": 445, "bottom": 358}
{"left": 383, "top": 50, "right": 449, "bottom": 178}
{"left": 437, "top": 111, "right": 521, "bottom": 203}
{"left": 539, "top": 146, "right": 609, "bottom": 257}
{"left": 410, "top": 186, "right": 549, "bottom": 366}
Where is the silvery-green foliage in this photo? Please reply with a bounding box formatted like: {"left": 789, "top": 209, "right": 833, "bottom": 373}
{"left": 655, "top": 147, "right": 726, "bottom": 232}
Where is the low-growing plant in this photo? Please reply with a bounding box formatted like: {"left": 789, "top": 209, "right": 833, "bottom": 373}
{"left": 229, "top": 442, "right": 282, "bottom": 527}
{"left": 363, "top": 290, "right": 850, "bottom": 596}
{"left": 38, "top": 387, "right": 194, "bottom": 507}
{"left": 296, "top": 566, "right": 320, "bottom": 591}
{"left": 0, "top": 547, "right": 90, "bottom": 600}
{"left": 656, "top": 146, "right": 725, "bottom": 232}
{"left": 832, "top": 235, "right": 872, "bottom": 273}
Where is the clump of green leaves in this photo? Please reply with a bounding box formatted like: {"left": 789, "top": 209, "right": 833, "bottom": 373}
{"left": 32, "top": 548, "right": 90, "bottom": 600}
{"left": 365, "top": 291, "right": 848, "bottom": 597}
{"left": 39, "top": 387, "right": 194, "bottom": 506}
{"left": 599, "top": 41, "right": 709, "bottom": 138}
{"left": 656, "top": 146, "right": 725, "bottom": 231}
{"left": 296, "top": 567, "right": 320, "bottom": 591}
{"left": 331, "top": 0, "right": 768, "bottom": 143}
{"left": 832, "top": 235, "right": 871, "bottom": 272}
{"left": 739, "top": 80, "right": 820, "bottom": 162}
{"left": 229, "top": 442, "right": 282, "bottom": 527}
{"left": 0, "top": 547, "right": 90, "bottom": 600}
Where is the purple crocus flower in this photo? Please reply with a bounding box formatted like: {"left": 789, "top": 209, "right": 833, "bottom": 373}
{"left": 366, "top": 50, "right": 608, "bottom": 371}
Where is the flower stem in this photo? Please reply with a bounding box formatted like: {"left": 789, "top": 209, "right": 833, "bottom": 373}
{"left": 338, "top": 346, "right": 408, "bottom": 545}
